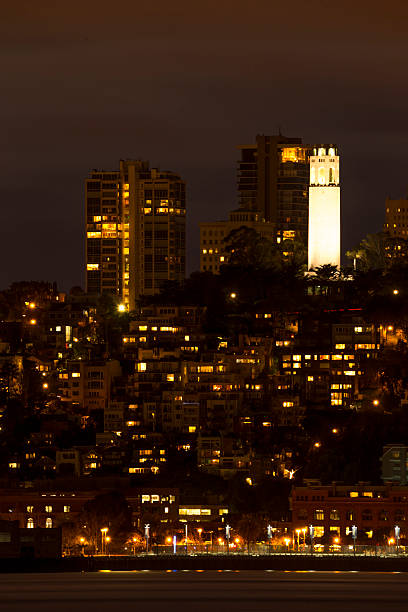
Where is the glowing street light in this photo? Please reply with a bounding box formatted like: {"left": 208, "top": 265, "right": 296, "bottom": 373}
{"left": 314, "top": 442, "right": 321, "bottom": 448}
{"left": 395, "top": 525, "right": 401, "bottom": 554}
{"left": 309, "top": 525, "right": 315, "bottom": 553}
{"left": 79, "top": 537, "right": 85, "bottom": 555}
{"left": 230, "top": 292, "right": 237, "bottom": 300}
{"left": 118, "top": 303, "right": 126, "bottom": 312}
{"left": 393, "top": 289, "right": 399, "bottom": 295}
{"left": 373, "top": 399, "right": 379, "bottom": 406}
{"left": 351, "top": 525, "right": 357, "bottom": 555}
{"left": 144, "top": 523, "right": 150, "bottom": 553}
{"left": 100, "top": 527, "right": 108, "bottom": 555}
{"left": 226, "top": 524, "right": 231, "bottom": 553}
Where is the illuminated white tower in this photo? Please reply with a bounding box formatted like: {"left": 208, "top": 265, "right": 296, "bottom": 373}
{"left": 308, "top": 145, "right": 340, "bottom": 271}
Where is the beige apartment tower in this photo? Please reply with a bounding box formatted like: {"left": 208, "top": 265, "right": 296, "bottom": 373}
{"left": 200, "top": 210, "right": 275, "bottom": 273}
{"left": 85, "top": 160, "right": 186, "bottom": 310}
{"left": 385, "top": 197, "right": 408, "bottom": 238}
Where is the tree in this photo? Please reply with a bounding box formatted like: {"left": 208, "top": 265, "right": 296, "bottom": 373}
{"left": 235, "top": 514, "right": 264, "bottom": 553}
{"left": 79, "top": 491, "right": 133, "bottom": 553}
{"left": 223, "top": 227, "right": 278, "bottom": 270}
{"left": 346, "top": 233, "right": 387, "bottom": 272}
{"left": 308, "top": 264, "right": 340, "bottom": 281}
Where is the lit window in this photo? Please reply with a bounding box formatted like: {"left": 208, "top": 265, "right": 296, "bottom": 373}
{"left": 26, "top": 506, "right": 34, "bottom": 513}
{"left": 45, "top": 505, "right": 52, "bottom": 513}
{"left": 27, "top": 518, "right": 34, "bottom": 529}
{"left": 45, "top": 518, "right": 53, "bottom": 528}
{"left": 138, "top": 363, "right": 147, "bottom": 372}
{"left": 63, "top": 506, "right": 70, "bottom": 513}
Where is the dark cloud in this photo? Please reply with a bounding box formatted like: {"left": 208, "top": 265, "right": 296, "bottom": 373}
{"left": 1, "top": 0, "right": 408, "bottom": 288}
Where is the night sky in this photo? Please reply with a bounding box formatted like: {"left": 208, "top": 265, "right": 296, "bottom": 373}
{"left": 2, "top": 0, "right": 408, "bottom": 291}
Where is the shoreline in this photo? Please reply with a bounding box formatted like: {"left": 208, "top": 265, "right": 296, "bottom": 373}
{"left": 2, "top": 554, "right": 408, "bottom": 573}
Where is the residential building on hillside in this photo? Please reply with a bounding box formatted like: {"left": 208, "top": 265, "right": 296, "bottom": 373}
{"left": 85, "top": 160, "right": 186, "bottom": 309}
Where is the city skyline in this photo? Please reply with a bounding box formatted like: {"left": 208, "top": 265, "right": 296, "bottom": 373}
{"left": 1, "top": 0, "right": 408, "bottom": 290}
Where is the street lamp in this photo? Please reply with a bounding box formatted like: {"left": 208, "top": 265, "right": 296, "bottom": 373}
{"left": 267, "top": 524, "right": 272, "bottom": 554}
{"left": 352, "top": 525, "right": 357, "bottom": 555}
{"left": 100, "top": 527, "right": 108, "bottom": 555}
{"left": 309, "top": 525, "right": 315, "bottom": 554}
{"left": 226, "top": 524, "right": 231, "bottom": 553}
{"left": 295, "top": 528, "right": 301, "bottom": 551}
{"left": 144, "top": 523, "right": 150, "bottom": 554}
{"left": 106, "top": 536, "right": 111, "bottom": 556}
{"left": 395, "top": 525, "right": 401, "bottom": 554}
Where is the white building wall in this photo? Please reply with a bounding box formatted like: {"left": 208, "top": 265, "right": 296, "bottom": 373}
{"left": 308, "top": 151, "right": 341, "bottom": 270}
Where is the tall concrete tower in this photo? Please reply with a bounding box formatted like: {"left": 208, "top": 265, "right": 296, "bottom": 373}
{"left": 308, "top": 146, "right": 341, "bottom": 270}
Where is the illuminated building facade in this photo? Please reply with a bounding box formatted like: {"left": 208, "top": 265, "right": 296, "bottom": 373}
{"left": 384, "top": 197, "right": 408, "bottom": 238}
{"left": 237, "top": 134, "right": 310, "bottom": 244}
{"left": 292, "top": 483, "right": 408, "bottom": 543}
{"left": 308, "top": 146, "right": 341, "bottom": 270}
{"left": 85, "top": 160, "right": 186, "bottom": 310}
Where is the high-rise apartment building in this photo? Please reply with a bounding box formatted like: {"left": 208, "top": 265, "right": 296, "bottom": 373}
{"left": 237, "top": 135, "right": 310, "bottom": 243}
{"left": 85, "top": 160, "right": 186, "bottom": 310}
